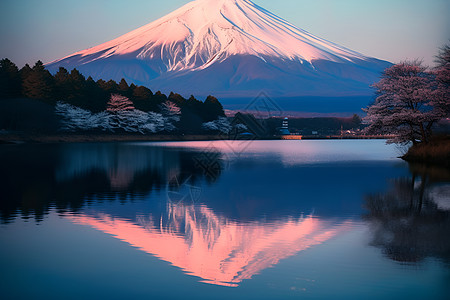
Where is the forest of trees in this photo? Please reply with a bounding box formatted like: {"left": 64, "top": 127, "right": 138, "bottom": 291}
{"left": 0, "top": 59, "right": 227, "bottom": 134}
{"left": 0, "top": 58, "right": 367, "bottom": 137}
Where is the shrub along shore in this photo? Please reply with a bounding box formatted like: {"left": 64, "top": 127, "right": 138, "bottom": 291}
{"left": 402, "top": 136, "right": 450, "bottom": 167}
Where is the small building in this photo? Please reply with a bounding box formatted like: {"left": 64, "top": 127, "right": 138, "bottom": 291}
{"left": 277, "top": 117, "right": 291, "bottom": 135}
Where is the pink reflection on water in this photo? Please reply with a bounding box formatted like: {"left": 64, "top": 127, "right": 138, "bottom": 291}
{"left": 67, "top": 205, "right": 350, "bottom": 287}
{"left": 143, "top": 140, "right": 393, "bottom": 165}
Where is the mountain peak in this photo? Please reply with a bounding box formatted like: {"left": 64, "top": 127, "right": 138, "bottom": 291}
{"left": 58, "top": 0, "right": 367, "bottom": 69}
{"left": 47, "top": 0, "right": 390, "bottom": 104}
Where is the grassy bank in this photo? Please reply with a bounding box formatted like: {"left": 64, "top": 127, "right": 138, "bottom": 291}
{"left": 402, "top": 136, "right": 450, "bottom": 167}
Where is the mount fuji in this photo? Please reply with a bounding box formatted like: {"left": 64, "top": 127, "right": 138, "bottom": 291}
{"left": 47, "top": 0, "right": 391, "bottom": 114}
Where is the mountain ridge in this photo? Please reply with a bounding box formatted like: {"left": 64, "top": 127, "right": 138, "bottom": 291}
{"left": 47, "top": 0, "right": 391, "bottom": 108}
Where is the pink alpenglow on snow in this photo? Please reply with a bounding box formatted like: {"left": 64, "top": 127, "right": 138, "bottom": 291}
{"left": 67, "top": 204, "right": 351, "bottom": 287}
{"left": 47, "top": 0, "right": 391, "bottom": 100}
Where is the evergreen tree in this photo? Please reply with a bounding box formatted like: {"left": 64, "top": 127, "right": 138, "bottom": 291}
{"left": 150, "top": 91, "right": 168, "bottom": 112}
{"left": 96, "top": 79, "right": 107, "bottom": 90}
{"left": 153, "top": 91, "right": 167, "bottom": 101}
{"left": 19, "top": 64, "right": 32, "bottom": 84}
{"left": 132, "top": 85, "right": 155, "bottom": 112}
{"left": 97, "top": 79, "right": 118, "bottom": 94}
{"left": 133, "top": 85, "right": 153, "bottom": 100}
{"left": 186, "top": 95, "right": 202, "bottom": 109}
{"left": 168, "top": 92, "right": 186, "bottom": 106}
{"left": 85, "top": 76, "right": 109, "bottom": 112}
{"left": 0, "top": 58, "right": 21, "bottom": 99}
{"left": 53, "top": 67, "right": 70, "bottom": 101}
{"left": 351, "top": 114, "right": 362, "bottom": 129}
{"left": 66, "top": 68, "right": 86, "bottom": 107}
{"left": 117, "top": 78, "right": 130, "bottom": 96}
{"left": 22, "top": 61, "right": 54, "bottom": 102}
{"left": 105, "top": 79, "right": 118, "bottom": 93}
{"left": 54, "top": 67, "right": 69, "bottom": 83}
{"left": 203, "top": 95, "right": 225, "bottom": 122}
{"left": 180, "top": 95, "right": 203, "bottom": 133}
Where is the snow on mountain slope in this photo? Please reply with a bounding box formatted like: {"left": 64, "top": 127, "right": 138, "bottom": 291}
{"left": 47, "top": 0, "right": 391, "bottom": 102}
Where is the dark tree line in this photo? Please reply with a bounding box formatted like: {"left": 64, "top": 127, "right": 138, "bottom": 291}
{"left": 0, "top": 58, "right": 226, "bottom": 133}
{"left": 0, "top": 144, "right": 224, "bottom": 223}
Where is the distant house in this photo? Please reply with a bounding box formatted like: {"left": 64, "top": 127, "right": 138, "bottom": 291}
{"left": 276, "top": 117, "right": 290, "bottom": 135}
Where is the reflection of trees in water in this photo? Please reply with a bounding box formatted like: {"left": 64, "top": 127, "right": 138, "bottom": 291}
{"left": 0, "top": 144, "right": 224, "bottom": 223}
{"left": 363, "top": 163, "right": 450, "bottom": 263}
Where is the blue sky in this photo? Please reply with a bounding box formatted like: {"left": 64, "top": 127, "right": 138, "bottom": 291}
{"left": 0, "top": 0, "right": 448, "bottom": 67}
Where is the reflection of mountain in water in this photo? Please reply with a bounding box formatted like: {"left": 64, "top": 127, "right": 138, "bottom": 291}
{"left": 364, "top": 163, "right": 450, "bottom": 263}
{"left": 0, "top": 144, "right": 223, "bottom": 223}
{"left": 68, "top": 203, "right": 350, "bottom": 287}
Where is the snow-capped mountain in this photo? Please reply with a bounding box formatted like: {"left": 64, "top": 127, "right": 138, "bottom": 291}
{"left": 47, "top": 0, "right": 390, "bottom": 106}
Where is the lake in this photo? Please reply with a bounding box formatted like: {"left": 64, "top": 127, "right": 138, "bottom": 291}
{"left": 0, "top": 140, "right": 449, "bottom": 300}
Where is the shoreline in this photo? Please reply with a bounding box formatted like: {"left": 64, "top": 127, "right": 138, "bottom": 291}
{"left": 3, "top": 132, "right": 446, "bottom": 167}
{"left": 401, "top": 136, "right": 450, "bottom": 167}
{"left": 0, "top": 133, "right": 226, "bottom": 144}
{"left": 0, "top": 132, "right": 393, "bottom": 144}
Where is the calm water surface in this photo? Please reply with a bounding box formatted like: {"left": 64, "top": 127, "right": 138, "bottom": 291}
{"left": 0, "top": 140, "right": 449, "bottom": 299}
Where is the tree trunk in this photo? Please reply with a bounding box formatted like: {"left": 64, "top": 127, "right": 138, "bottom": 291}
{"left": 409, "top": 123, "right": 417, "bottom": 145}
{"left": 425, "top": 121, "right": 434, "bottom": 142}
{"left": 419, "top": 123, "right": 428, "bottom": 144}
